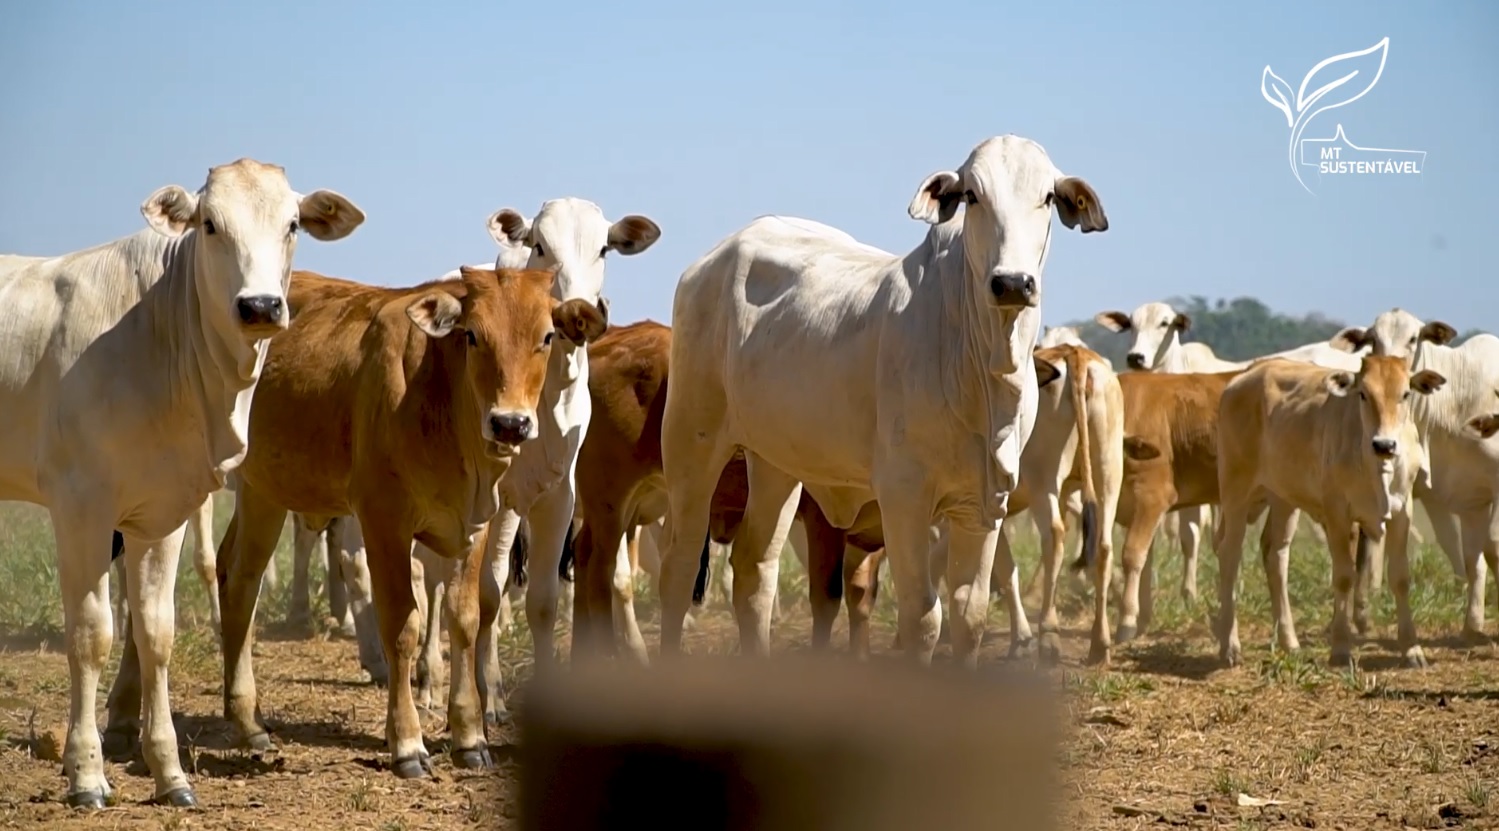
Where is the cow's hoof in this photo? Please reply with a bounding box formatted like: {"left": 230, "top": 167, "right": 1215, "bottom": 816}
{"left": 1460, "top": 627, "right": 1491, "bottom": 646}
{"left": 1008, "top": 637, "right": 1037, "bottom": 661}
{"left": 1085, "top": 642, "right": 1112, "bottom": 668}
{"left": 1219, "top": 644, "right": 1242, "bottom": 668}
{"left": 1038, "top": 631, "right": 1063, "bottom": 665}
{"left": 484, "top": 708, "right": 512, "bottom": 728}
{"left": 391, "top": 752, "right": 433, "bottom": 779}
{"left": 1114, "top": 624, "right": 1138, "bottom": 644}
{"left": 64, "top": 788, "right": 108, "bottom": 810}
{"left": 101, "top": 725, "right": 139, "bottom": 761}
{"left": 452, "top": 745, "right": 493, "bottom": 770}
{"left": 1327, "top": 650, "right": 1354, "bottom": 670}
{"left": 153, "top": 787, "right": 198, "bottom": 808}
{"left": 1403, "top": 646, "right": 1428, "bottom": 669}
{"left": 241, "top": 731, "right": 276, "bottom": 752}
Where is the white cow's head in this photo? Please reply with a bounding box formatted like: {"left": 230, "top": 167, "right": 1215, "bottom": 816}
{"left": 1330, "top": 308, "right": 1457, "bottom": 367}
{"left": 140, "top": 159, "right": 364, "bottom": 346}
{"left": 485, "top": 197, "right": 659, "bottom": 308}
{"left": 1038, "top": 325, "right": 1087, "bottom": 350}
{"left": 908, "top": 135, "right": 1107, "bottom": 373}
{"left": 1093, "top": 301, "right": 1189, "bottom": 371}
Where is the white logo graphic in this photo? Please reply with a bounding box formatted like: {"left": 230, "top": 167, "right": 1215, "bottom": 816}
{"left": 1261, "top": 37, "right": 1426, "bottom": 194}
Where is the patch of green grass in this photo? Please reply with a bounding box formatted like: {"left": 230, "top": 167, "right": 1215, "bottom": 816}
{"left": 0, "top": 492, "right": 324, "bottom": 646}
{"left": 1212, "top": 766, "right": 1253, "bottom": 796}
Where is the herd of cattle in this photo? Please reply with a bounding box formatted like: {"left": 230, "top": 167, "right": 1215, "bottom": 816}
{"left": 2, "top": 135, "right": 1497, "bottom": 811}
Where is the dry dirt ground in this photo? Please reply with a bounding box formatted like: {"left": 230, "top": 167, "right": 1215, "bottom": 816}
{"left": 1, "top": 498, "right": 1496, "bottom": 831}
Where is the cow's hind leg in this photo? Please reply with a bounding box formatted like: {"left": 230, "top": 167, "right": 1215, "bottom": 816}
{"left": 1116, "top": 499, "right": 1169, "bottom": 643}
{"left": 844, "top": 547, "right": 884, "bottom": 660}
{"left": 414, "top": 545, "right": 448, "bottom": 711}
{"left": 1259, "top": 498, "right": 1302, "bottom": 654}
{"left": 610, "top": 525, "right": 650, "bottom": 664}
{"left": 188, "top": 495, "right": 219, "bottom": 633}
{"left": 1460, "top": 509, "right": 1496, "bottom": 642}
{"left": 1177, "top": 504, "right": 1208, "bottom": 604}
{"left": 727, "top": 453, "right": 802, "bottom": 656}
{"left": 657, "top": 415, "right": 735, "bottom": 657}
{"left": 336, "top": 519, "right": 390, "bottom": 685}
{"left": 49, "top": 505, "right": 118, "bottom": 809}
{"left": 990, "top": 530, "right": 1036, "bottom": 658}
{"left": 218, "top": 484, "right": 289, "bottom": 751}
{"left": 289, "top": 513, "right": 323, "bottom": 631}
{"left": 801, "top": 498, "right": 848, "bottom": 652}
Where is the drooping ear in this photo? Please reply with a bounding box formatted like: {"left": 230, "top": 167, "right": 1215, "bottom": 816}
{"left": 141, "top": 185, "right": 200, "bottom": 238}
{"left": 1121, "top": 436, "right": 1161, "bottom": 461}
{"left": 907, "top": 171, "right": 962, "bottom": 224}
{"left": 1053, "top": 176, "right": 1108, "bottom": 233}
{"left": 487, "top": 209, "right": 530, "bottom": 245}
{"left": 406, "top": 291, "right": 464, "bottom": 338}
{"left": 1409, "top": 369, "right": 1447, "bottom": 395}
{"left": 1094, "top": 311, "right": 1131, "bottom": 333}
{"left": 1419, "top": 320, "right": 1457, "bottom": 345}
{"left": 1324, "top": 371, "right": 1355, "bottom": 397}
{"left": 1467, "top": 414, "right": 1499, "bottom": 440}
{"left": 1171, "top": 313, "right": 1192, "bottom": 332}
{"left": 607, "top": 215, "right": 662, "bottom": 255}
{"left": 553, "top": 298, "right": 609, "bottom": 345}
{"left": 1033, "top": 355, "right": 1063, "bottom": 388}
{"left": 1330, "top": 327, "right": 1371, "bottom": 353}
{"left": 298, "top": 190, "right": 366, "bottom": 241}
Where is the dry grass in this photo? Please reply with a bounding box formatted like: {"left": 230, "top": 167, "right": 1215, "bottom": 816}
{"left": 1, "top": 496, "right": 1496, "bottom": 829}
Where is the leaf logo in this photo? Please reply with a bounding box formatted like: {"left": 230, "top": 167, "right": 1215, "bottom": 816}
{"left": 1261, "top": 37, "right": 1390, "bottom": 194}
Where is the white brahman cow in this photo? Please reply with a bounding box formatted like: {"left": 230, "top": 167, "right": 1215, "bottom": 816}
{"left": 0, "top": 159, "right": 363, "bottom": 809}
{"left": 653, "top": 134, "right": 1109, "bottom": 665}
{"left": 1332, "top": 309, "right": 1499, "bottom": 641}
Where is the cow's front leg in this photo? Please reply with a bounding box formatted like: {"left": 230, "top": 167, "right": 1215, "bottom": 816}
{"left": 358, "top": 516, "right": 429, "bottom": 779}
{"left": 49, "top": 503, "right": 117, "bottom": 809}
{"left": 875, "top": 474, "right": 942, "bottom": 665}
{"left": 944, "top": 522, "right": 1000, "bottom": 669}
{"left": 444, "top": 527, "right": 491, "bottom": 770}
{"left": 524, "top": 486, "right": 578, "bottom": 677}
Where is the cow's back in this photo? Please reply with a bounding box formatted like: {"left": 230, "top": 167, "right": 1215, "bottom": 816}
{"left": 578, "top": 320, "right": 672, "bottom": 489}
{"left": 668, "top": 216, "right": 901, "bottom": 489}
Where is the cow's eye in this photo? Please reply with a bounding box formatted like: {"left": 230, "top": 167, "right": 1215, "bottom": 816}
{"left": 542, "top": 332, "right": 554, "bottom": 348}
{"left": 964, "top": 189, "right": 977, "bottom": 204}
{"left": 288, "top": 220, "right": 299, "bottom": 235}
{"left": 465, "top": 330, "right": 477, "bottom": 347}
{"left": 533, "top": 243, "right": 545, "bottom": 257}
{"left": 203, "top": 219, "right": 217, "bottom": 235}
{"left": 1358, "top": 391, "right": 1368, "bottom": 401}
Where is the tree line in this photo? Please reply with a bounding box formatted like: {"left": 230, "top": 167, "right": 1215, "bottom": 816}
{"left": 1060, "top": 296, "right": 1484, "bottom": 369}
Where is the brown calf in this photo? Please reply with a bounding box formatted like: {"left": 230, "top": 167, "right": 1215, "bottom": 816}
{"left": 214, "top": 266, "right": 606, "bottom": 779}
{"left": 1214, "top": 357, "right": 1445, "bottom": 668}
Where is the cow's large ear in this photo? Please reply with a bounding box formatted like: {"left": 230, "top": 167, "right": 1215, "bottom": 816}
{"left": 1419, "top": 320, "right": 1457, "bottom": 345}
{"left": 407, "top": 291, "right": 463, "bottom": 338}
{"left": 1468, "top": 414, "right": 1499, "bottom": 439}
{"left": 1034, "top": 355, "right": 1063, "bottom": 388}
{"left": 1053, "top": 176, "right": 1108, "bottom": 233}
{"left": 908, "top": 171, "right": 962, "bottom": 224}
{"left": 298, "top": 190, "right": 365, "bottom": 241}
{"left": 1324, "top": 371, "right": 1355, "bottom": 397}
{"left": 553, "top": 298, "right": 608, "bottom": 345}
{"left": 141, "top": 185, "right": 200, "bottom": 238}
{"left": 1094, "top": 311, "right": 1130, "bottom": 333}
{"left": 487, "top": 209, "right": 530, "bottom": 245}
{"left": 607, "top": 215, "right": 661, "bottom": 255}
{"left": 1330, "top": 327, "right": 1371, "bottom": 353}
{"left": 1409, "top": 369, "right": 1446, "bottom": 395}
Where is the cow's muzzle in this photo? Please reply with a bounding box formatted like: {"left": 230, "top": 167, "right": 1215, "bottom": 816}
{"left": 235, "top": 295, "right": 287, "bottom": 330}
{"left": 1125, "top": 352, "right": 1147, "bottom": 370}
{"left": 488, "top": 411, "right": 534, "bottom": 450}
{"left": 1371, "top": 437, "right": 1398, "bottom": 459}
{"left": 989, "top": 271, "right": 1038, "bottom": 308}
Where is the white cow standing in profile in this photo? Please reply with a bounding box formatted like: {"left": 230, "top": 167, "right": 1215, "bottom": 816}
{"left": 0, "top": 159, "right": 364, "bottom": 809}
{"left": 654, "top": 135, "right": 1109, "bottom": 664}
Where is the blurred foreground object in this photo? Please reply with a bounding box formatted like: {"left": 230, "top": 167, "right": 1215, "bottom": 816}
{"left": 519, "top": 656, "right": 1060, "bottom": 831}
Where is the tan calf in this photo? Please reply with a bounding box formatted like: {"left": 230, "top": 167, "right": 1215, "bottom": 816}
{"left": 1214, "top": 357, "right": 1445, "bottom": 668}
{"left": 214, "top": 266, "right": 606, "bottom": 778}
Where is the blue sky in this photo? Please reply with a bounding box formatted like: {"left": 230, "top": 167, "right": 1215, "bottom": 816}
{"left": 2, "top": 0, "right": 1494, "bottom": 336}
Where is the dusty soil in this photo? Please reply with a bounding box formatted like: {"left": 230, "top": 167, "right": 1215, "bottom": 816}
{"left": 1, "top": 602, "right": 1496, "bottom": 830}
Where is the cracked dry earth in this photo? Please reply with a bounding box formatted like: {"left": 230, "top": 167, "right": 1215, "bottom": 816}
{"left": 1, "top": 603, "right": 1496, "bottom": 830}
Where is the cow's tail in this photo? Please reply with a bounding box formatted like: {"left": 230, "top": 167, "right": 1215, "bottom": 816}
{"left": 1065, "top": 348, "right": 1102, "bottom": 574}
{"left": 692, "top": 533, "right": 711, "bottom": 607}
{"left": 509, "top": 524, "right": 530, "bottom": 589}
{"left": 559, "top": 521, "right": 577, "bottom": 583}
